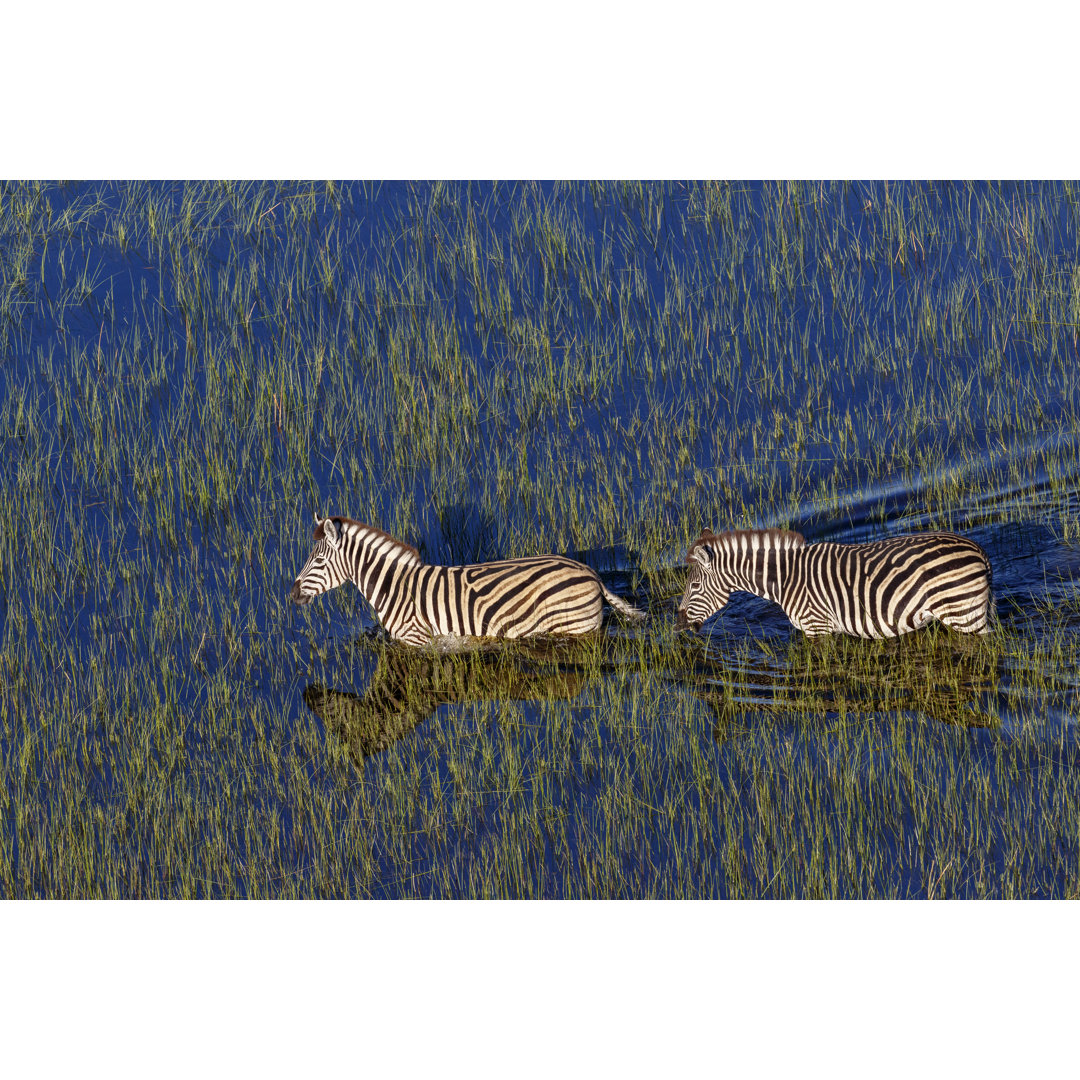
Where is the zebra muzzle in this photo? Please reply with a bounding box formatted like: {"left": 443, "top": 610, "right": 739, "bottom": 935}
{"left": 289, "top": 581, "right": 310, "bottom": 605}
{"left": 675, "top": 609, "right": 696, "bottom": 632}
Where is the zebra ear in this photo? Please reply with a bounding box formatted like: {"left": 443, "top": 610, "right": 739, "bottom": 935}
{"left": 687, "top": 542, "right": 712, "bottom": 566}
{"left": 323, "top": 518, "right": 340, "bottom": 547}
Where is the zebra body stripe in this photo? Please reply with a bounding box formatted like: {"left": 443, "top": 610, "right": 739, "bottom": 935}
{"left": 289, "top": 516, "right": 644, "bottom": 646}
{"left": 676, "top": 529, "right": 993, "bottom": 639}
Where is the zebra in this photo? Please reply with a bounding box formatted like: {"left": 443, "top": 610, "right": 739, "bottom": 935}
{"left": 289, "top": 514, "right": 645, "bottom": 646}
{"left": 675, "top": 528, "right": 993, "bottom": 639}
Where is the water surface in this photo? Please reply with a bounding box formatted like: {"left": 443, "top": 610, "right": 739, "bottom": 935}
{"left": 1, "top": 180, "right": 1078, "bottom": 897}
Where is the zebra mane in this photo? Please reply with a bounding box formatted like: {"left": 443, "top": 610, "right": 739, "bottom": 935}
{"left": 316, "top": 517, "right": 424, "bottom": 566}
{"left": 686, "top": 527, "right": 806, "bottom": 563}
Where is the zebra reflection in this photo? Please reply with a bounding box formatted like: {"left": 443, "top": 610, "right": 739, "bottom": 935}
{"left": 303, "top": 645, "right": 587, "bottom": 761}
{"left": 692, "top": 627, "right": 1004, "bottom": 741}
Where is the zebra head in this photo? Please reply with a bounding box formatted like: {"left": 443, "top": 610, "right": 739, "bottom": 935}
{"left": 289, "top": 513, "right": 351, "bottom": 605}
{"left": 675, "top": 530, "right": 730, "bottom": 631}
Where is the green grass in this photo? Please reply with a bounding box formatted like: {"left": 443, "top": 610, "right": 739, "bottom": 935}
{"left": 1, "top": 180, "right": 1079, "bottom": 897}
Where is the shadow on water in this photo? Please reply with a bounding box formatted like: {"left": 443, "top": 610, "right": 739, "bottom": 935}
{"left": 419, "top": 502, "right": 502, "bottom": 565}
{"left": 303, "top": 621, "right": 1028, "bottom": 766}
{"left": 687, "top": 629, "right": 1007, "bottom": 741}
{"left": 303, "top": 641, "right": 589, "bottom": 763}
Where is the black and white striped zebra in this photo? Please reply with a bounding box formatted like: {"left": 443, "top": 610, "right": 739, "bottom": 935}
{"left": 289, "top": 514, "right": 644, "bottom": 646}
{"left": 675, "top": 528, "right": 993, "bottom": 638}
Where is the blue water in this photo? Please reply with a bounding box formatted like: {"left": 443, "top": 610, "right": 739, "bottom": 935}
{"left": 2, "top": 180, "right": 1080, "bottom": 897}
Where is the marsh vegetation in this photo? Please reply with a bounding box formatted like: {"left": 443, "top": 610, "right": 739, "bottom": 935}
{"left": 1, "top": 180, "right": 1079, "bottom": 897}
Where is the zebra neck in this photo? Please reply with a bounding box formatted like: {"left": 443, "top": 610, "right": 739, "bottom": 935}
{"left": 347, "top": 524, "right": 424, "bottom": 618}
{"left": 719, "top": 530, "right": 804, "bottom": 606}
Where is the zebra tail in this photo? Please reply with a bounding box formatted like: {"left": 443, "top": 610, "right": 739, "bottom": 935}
{"left": 600, "top": 584, "right": 646, "bottom": 622}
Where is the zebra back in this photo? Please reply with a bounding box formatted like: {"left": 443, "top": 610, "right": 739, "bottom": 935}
{"left": 802, "top": 532, "right": 992, "bottom": 637}
{"left": 413, "top": 555, "right": 610, "bottom": 641}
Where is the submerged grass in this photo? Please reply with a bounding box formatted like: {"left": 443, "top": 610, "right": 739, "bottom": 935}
{"left": 1, "top": 180, "right": 1079, "bottom": 897}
